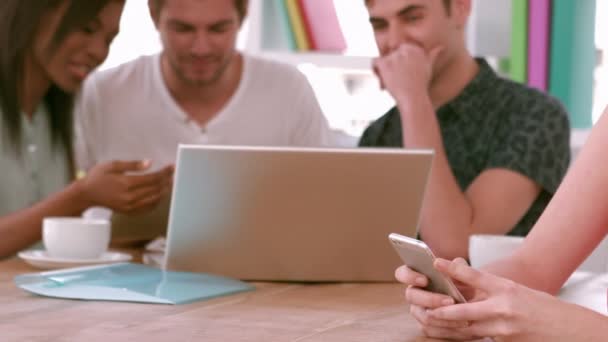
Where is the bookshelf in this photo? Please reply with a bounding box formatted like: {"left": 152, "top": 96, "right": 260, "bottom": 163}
{"left": 244, "top": 0, "right": 376, "bottom": 71}
{"left": 244, "top": 0, "right": 513, "bottom": 71}
{"left": 262, "top": 52, "right": 373, "bottom": 70}
{"left": 239, "top": 0, "right": 516, "bottom": 140}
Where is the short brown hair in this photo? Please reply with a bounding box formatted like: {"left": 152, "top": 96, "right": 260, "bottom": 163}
{"left": 151, "top": 0, "right": 248, "bottom": 21}
{"left": 365, "top": 0, "right": 452, "bottom": 15}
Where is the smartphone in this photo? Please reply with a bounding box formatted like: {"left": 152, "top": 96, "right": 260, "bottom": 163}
{"left": 389, "top": 233, "right": 466, "bottom": 303}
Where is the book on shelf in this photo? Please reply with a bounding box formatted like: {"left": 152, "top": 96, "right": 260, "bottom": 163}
{"left": 527, "top": 0, "right": 550, "bottom": 91}
{"left": 261, "top": 0, "right": 296, "bottom": 51}
{"left": 509, "top": 0, "right": 528, "bottom": 83}
{"left": 261, "top": 0, "right": 348, "bottom": 54}
{"left": 298, "top": 0, "right": 347, "bottom": 52}
{"left": 549, "top": 0, "right": 596, "bottom": 128}
{"left": 284, "top": 0, "right": 311, "bottom": 51}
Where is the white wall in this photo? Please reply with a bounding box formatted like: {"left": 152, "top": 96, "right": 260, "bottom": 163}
{"left": 466, "top": 0, "right": 512, "bottom": 58}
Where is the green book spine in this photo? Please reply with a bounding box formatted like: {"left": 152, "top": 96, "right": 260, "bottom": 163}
{"left": 510, "top": 0, "right": 529, "bottom": 83}
{"left": 549, "top": 0, "right": 597, "bottom": 128}
{"left": 284, "top": 0, "right": 311, "bottom": 51}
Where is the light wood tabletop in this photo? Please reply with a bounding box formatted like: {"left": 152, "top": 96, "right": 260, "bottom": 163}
{"left": 0, "top": 255, "right": 450, "bottom": 342}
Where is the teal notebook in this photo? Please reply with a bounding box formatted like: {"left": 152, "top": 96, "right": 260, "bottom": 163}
{"left": 262, "top": 0, "right": 296, "bottom": 51}
{"left": 14, "top": 263, "right": 254, "bottom": 305}
{"left": 549, "top": 0, "right": 596, "bottom": 128}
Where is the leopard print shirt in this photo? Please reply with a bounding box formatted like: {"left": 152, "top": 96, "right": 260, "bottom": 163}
{"left": 359, "top": 59, "right": 571, "bottom": 237}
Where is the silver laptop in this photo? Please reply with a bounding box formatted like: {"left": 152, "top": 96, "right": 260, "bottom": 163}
{"left": 164, "top": 145, "right": 433, "bottom": 282}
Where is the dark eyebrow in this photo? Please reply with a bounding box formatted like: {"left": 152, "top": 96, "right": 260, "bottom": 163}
{"left": 167, "top": 19, "right": 194, "bottom": 28}
{"left": 209, "top": 19, "right": 235, "bottom": 29}
{"left": 369, "top": 17, "right": 386, "bottom": 25}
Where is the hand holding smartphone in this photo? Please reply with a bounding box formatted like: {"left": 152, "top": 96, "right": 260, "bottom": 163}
{"left": 388, "top": 233, "right": 466, "bottom": 303}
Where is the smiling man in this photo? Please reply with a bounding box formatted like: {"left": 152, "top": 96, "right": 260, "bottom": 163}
{"left": 359, "top": 0, "right": 571, "bottom": 259}
{"left": 76, "top": 0, "right": 331, "bottom": 173}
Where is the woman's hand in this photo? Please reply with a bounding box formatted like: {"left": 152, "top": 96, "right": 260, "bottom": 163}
{"left": 420, "top": 258, "right": 586, "bottom": 341}
{"left": 78, "top": 160, "right": 174, "bottom": 214}
{"left": 395, "top": 258, "right": 485, "bottom": 334}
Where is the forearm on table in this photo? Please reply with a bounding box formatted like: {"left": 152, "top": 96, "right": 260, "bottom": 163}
{"left": 547, "top": 302, "right": 608, "bottom": 342}
{"left": 482, "top": 254, "right": 564, "bottom": 295}
{"left": 418, "top": 153, "right": 476, "bottom": 259}
{"left": 0, "top": 181, "right": 90, "bottom": 258}
{"left": 397, "top": 97, "right": 475, "bottom": 259}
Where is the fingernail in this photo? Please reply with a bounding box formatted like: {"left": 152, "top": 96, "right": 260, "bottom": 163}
{"left": 415, "top": 277, "right": 426, "bottom": 286}
{"left": 442, "top": 298, "right": 454, "bottom": 306}
{"left": 435, "top": 259, "right": 449, "bottom": 268}
{"left": 454, "top": 257, "right": 468, "bottom": 265}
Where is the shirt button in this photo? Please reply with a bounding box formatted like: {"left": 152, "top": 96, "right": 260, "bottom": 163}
{"left": 28, "top": 144, "right": 37, "bottom": 153}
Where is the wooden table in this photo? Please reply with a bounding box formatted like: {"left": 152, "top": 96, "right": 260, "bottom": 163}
{"left": 0, "top": 257, "right": 443, "bottom": 342}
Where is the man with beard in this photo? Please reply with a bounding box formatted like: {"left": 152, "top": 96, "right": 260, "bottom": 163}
{"left": 76, "top": 0, "right": 331, "bottom": 173}
{"left": 75, "top": 0, "right": 331, "bottom": 241}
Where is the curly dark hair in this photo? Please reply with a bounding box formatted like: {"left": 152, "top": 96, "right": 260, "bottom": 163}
{"left": 365, "top": 0, "right": 452, "bottom": 15}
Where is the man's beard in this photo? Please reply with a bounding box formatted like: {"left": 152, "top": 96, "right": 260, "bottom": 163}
{"left": 170, "top": 53, "right": 234, "bottom": 87}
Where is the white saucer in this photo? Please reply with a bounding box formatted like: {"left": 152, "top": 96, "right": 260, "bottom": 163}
{"left": 18, "top": 250, "right": 132, "bottom": 270}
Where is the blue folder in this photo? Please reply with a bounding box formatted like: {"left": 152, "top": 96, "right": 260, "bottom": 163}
{"left": 14, "top": 263, "right": 254, "bottom": 305}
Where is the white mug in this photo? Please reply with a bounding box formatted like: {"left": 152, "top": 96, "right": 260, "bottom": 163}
{"left": 468, "top": 234, "right": 524, "bottom": 269}
{"left": 43, "top": 217, "right": 111, "bottom": 259}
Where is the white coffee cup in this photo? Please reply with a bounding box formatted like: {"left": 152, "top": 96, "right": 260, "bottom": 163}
{"left": 469, "top": 234, "right": 524, "bottom": 269}
{"left": 43, "top": 217, "right": 111, "bottom": 259}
